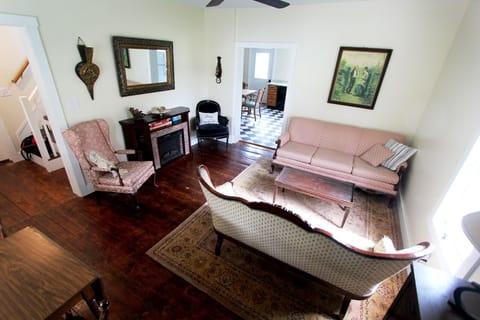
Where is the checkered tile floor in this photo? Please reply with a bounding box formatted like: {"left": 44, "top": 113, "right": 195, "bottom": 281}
{"left": 240, "top": 105, "right": 284, "bottom": 149}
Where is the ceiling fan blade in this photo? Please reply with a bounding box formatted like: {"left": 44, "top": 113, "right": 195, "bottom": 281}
{"left": 206, "top": 0, "right": 224, "bottom": 7}
{"left": 253, "top": 0, "right": 290, "bottom": 9}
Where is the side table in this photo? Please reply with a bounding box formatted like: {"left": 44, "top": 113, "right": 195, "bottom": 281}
{"left": 384, "top": 261, "right": 472, "bottom": 319}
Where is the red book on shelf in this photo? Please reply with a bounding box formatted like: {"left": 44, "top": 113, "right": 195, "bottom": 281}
{"left": 150, "top": 120, "right": 172, "bottom": 131}
{"left": 149, "top": 118, "right": 171, "bottom": 127}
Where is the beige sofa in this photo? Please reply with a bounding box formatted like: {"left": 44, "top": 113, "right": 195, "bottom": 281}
{"left": 272, "top": 117, "right": 410, "bottom": 198}
{"left": 198, "top": 165, "right": 432, "bottom": 319}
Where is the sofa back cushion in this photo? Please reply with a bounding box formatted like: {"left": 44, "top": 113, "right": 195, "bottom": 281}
{"left": 287, "top": 117, "right": 406, "bottom": 156}
{"left": 319, "top": 121, "right": 363, "bottom": 154}
{"left": 288, "top": 118, "right": 362, "bottom": 153}
{"left": 288, "top": 117, "right": 326, "bottom": 146}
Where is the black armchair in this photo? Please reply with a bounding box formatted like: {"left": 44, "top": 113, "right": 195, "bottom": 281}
{"left": 195, "top": 100, "right": 229, "bottom": 150}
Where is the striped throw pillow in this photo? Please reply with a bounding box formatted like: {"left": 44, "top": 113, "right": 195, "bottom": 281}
{"left": 381, "top": 139, "right": 418, "bottom": 170}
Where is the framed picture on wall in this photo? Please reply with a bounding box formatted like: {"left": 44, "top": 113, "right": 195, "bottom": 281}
{"left": 327, "top": 47, "right": 392, "bottom": 110}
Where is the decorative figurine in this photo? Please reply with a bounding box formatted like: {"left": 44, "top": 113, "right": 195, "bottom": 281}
{"left": 215, "top": 56, "right": 222, "bottom": 84}
{"left": 129, "top": 107, "right": 145, "bottom": 120}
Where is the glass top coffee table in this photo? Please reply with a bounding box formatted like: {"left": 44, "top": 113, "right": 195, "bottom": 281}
{"left": 273, "top": 167, "right": 354, "bottom": 228}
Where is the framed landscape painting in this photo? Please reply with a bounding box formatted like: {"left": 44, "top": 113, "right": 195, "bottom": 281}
{"left": 328, "top": 47, "right": 392, "bottom": 110}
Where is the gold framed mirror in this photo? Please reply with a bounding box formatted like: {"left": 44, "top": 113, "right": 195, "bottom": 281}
{"left": 112, "top": 36, "right": 174, "bottom": 96}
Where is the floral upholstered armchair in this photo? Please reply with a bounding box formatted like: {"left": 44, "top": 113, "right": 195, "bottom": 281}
{"left": 63, "top": 119, "right": 156, "bottom": 208}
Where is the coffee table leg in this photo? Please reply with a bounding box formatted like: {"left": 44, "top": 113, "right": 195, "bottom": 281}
{"left": 273, "top": 186, "right": 278, "bottom": 203}
{"left": 339, "top": 206, "right": 351, "bottom": 228}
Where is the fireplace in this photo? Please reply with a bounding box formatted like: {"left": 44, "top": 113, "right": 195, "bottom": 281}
{"left": 150, "top": 121, "right": 190, "bottom": 169}
{"left": 157, "top": 130, "right": 184, "bottom": 166}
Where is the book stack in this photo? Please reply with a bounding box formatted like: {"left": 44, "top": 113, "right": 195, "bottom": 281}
{"left": 171, "top": 115, "right": 181, "bottom": 124}
{"left": 149, "top": 118, "right": 172, "bottom": 131}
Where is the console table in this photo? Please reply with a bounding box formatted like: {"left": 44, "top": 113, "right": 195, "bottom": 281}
{"left": 119, "top": 106, "right": 191, "bottom": 169}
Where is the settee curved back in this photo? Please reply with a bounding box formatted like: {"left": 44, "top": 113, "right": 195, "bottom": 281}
{"left": 198, "top": 164, "right": 433, "bottom": 300}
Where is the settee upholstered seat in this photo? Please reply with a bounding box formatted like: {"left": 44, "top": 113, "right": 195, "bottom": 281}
{"left": 197, "top": 164, "right": 433, "bottom": 319}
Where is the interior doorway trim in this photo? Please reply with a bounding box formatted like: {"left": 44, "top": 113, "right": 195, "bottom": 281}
{"left": 233, "top": 42, "right": 297, "bottom": 143}
{"left": 0, "top": 13, "right": 88, "bottom": 196}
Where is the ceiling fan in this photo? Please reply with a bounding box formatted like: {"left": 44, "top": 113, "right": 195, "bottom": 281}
{"left": 206, "top": 0, "right": 290, "bottom": 9}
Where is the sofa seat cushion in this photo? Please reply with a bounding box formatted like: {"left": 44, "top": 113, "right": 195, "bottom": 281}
{"left": 352, "top": 157, "right": 400, "bottom": 185}
{"left": 276, "top": 141, "right": 317, "bottom": 164}
{"left": 311, "top": 147, "right": 353, "bottom": 173}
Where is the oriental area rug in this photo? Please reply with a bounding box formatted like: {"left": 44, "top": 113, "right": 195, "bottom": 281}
{"left": 147, "top": 157, "right": 407, "bottom": 319}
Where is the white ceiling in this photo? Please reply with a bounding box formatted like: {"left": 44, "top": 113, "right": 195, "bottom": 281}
{"left": 177, "top": 0, "right": 363, "bottom": 9}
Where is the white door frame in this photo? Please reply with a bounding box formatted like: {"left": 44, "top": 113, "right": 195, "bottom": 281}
{"left": 0, "top": 116, "right": 17, "bottom": 161}
{"left": 232, "top": 42, "right": 297, "bottom": 143}
{"left": 0, "top": 13, "right": 89, "bottom": 196}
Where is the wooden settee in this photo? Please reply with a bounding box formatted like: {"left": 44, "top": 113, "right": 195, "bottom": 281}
{"left": 197, "top": 164, "right": 432, "bottom": 319}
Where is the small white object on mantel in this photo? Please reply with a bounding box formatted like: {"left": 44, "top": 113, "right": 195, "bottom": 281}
{"left": 0, "top": 87, "right": 12, "bottom": 97}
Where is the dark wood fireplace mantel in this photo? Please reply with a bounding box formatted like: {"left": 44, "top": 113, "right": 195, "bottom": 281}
{"left": 119, "top": 107, "right": 191, "bottom": 169}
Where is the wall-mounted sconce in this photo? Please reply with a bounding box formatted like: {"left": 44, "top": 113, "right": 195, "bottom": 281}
{"left": 75, "top": 37, "right": 100, "bottom": 100}
{"left": 215, "top": 56, "right": 222, "bottom": 84}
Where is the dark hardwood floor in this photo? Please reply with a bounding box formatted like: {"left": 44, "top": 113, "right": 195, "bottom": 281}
{"left": 0, "top": 141, "right": 273, "bottom": 320}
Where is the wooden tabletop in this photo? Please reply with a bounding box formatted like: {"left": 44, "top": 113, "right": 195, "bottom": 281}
{"left": 275, "top": 167, "right": 354, "bottom": 206}
{"left": 0, "top": 227, "right": 99, "bottom": 320}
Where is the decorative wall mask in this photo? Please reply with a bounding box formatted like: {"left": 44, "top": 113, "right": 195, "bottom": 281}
{"left": 75, "top": 37, "right": 100, "bottom": 100}
{"left": 215, "top": 56, "right": 222, "bottom": 84}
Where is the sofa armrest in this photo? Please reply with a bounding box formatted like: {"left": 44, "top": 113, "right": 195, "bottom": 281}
{"left": 396, "top": 161, "right": 408, "bottom": 172}
{"left": 393, "top": 162, "right": 409, "bottom": 192}
{"left": 276, "top": 132, "right": 290, "bottom": 148}
{"left": 218, "top": 115, "right": 229, "bottom": 126}
{"left": 273, "top": 132, "right": 290, "bottom": 160}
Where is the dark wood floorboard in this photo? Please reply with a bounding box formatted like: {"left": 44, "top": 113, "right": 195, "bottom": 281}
{"left": 0, "top": 141, "right": 273, "bottom": 320}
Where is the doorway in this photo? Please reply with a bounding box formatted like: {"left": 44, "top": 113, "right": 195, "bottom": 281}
{"left": 0, "top": 30, "right": 63, "bottom": 172}
{"left": 236, "top": 43, "right": 296, "bottom": 149}
{"left": 0, "top": 12, "right": 87, "bottom": 196}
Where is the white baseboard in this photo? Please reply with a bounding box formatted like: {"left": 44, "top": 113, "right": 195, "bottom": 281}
{"left": 397, "top": 190, "right": 411, "bottom": 248}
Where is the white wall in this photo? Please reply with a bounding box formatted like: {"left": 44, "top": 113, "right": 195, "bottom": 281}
{"left": 0, "top": 26, "right": 28, "bottom": 150}
{"left": 0, "top": 0, "right": 207, "bottom": 149}
{"left": 206, "top": 0, "right": 467, "bottom": 137}
{"left": 205, "top": 9, "right": 237, "bottom": 122}
{"left": 403, "top": 0, "right": 480, "bottom": 269}
{"left": 272, "top": 49, "right": 294, "bottom": 83}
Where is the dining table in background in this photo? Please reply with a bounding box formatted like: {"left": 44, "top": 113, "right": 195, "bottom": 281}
{"left": 242, "top": 89, "right": 257, "bottom": 99}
